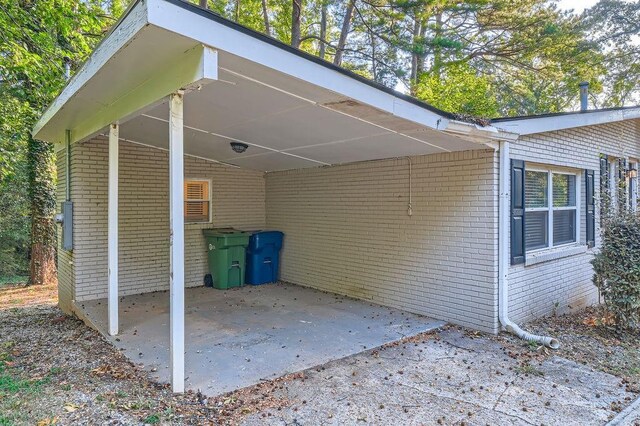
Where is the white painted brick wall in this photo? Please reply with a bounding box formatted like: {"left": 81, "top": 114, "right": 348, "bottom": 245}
{"left": 55, "top": 151, "right": 75, "bottom": 314}
{"left": 508, "top": 119, "right": 640, "bottom": 323}
{"left": 56, "top": 118, "right": 640, "bottom": 332}
{"left": 65, "top": 137, "right": 265, "bottom": 302}
{"left": 265, "top": 150, "right": 500, "bottom": 334}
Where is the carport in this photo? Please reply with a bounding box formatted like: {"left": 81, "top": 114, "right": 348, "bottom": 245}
{"left": 33, "top": 0, "right": 512, "bottom": 393}
{"left": 80, "top": 283, "right": 443, "bottom": 395}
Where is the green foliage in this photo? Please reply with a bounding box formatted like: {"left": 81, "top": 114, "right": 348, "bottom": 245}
{"left": 143, "top": 414, "right": 161, "bottom": 424}
{"left": 0, "top": 92, "right": 31, "bottom": 276}
{"left": 592, "top": 211, "right": 640, "bottom": 330}
{"left": 414, "top": 62, "right": 499, "bottom": 117}
{"left": 582, "top": 0, "right": 640, "bottom": 107}
{"left": 0, "top": 360, "right": 49, "bottom": 395}
{"left": 0, "top": 0, "right": 124, "bottom": 281}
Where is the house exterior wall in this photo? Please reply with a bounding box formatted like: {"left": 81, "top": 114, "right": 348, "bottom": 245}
{"left": 56, "top": 137, "right": 266, "bottom": 304}
{"left": 55, "top": 119, "right": 640, "bottom": 332}
{"left": 265, "top": 150, "right": 500, "bottom": 334}
{"left": 508, "top": 119, "right": 640, "bottom": 323}
{"left": 56, "top": 152, "right": 75, "bottom": 314}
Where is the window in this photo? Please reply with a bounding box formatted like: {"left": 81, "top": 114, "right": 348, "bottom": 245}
{"left": 524, "top": 169, "right": 578, "bottom": 251}
{"left": 184, "top": 179, "right": 210, "bottom": 223}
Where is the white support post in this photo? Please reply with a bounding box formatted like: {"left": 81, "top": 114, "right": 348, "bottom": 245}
{"left": 169, "top": 91, "right": 185, "bottom": 393}
{"left": 108, "top": 123, "right": 119, "bottom": 336}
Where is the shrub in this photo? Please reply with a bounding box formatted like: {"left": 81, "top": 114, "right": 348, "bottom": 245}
{"left": 592, "top": 210, "right": 640, "bottom": 330}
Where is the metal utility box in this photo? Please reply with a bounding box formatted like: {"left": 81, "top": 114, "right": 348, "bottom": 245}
{"left": 62, "top": 201, "right": 73, "bottom": 250}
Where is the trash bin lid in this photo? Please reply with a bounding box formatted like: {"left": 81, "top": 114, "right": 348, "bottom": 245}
{"left": 202, "top": 228, "right": 250, "bottom": 237}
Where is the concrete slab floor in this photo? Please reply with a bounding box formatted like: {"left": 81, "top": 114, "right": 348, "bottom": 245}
{"left": 241, "top": 329, "right": 634, "bottom": 426}
{"left": 79, "top": 282, "right": 444, "bottom": 396}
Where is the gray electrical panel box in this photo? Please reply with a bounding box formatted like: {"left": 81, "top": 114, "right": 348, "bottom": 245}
{"left": 62, "top": 201, "right": 73, "bottom": 251}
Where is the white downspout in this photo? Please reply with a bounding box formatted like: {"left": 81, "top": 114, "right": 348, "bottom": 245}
{"left": 498, "top": 140, "right": 560, "bottom": 349}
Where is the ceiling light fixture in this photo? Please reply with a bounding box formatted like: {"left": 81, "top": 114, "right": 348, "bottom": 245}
{"left": 230, "top": 141, "right": 249, "bottom": 153}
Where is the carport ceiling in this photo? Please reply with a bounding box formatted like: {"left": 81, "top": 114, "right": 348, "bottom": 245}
{"left": 119, "top": 58, "right": 481, "bottom": 171}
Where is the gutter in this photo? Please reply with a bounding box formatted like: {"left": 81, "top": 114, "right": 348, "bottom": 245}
{"left": 498, "top": 140, "right": 560, "bottom": 349}
{"left": 444, "top": 120, "right": 519, "bottom": 144}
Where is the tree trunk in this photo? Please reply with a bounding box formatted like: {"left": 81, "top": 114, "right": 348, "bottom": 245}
{"left": 28, "top": 138, "right": 57, "bottom": 286}
{"left": 410, "top": 17, "right": 421, "bottom": 87}
{"left": 262, "top": 0, "right": 271, "bottom": 35}
{"left": 370, "top": 30, "right": 377, "bottom": 80}
{"left": 291, "top": 0, "right": 303, "bottom": 48}
{"left": 416, "top": 19, "right": 427, "bottom": 76}
{"left": 199, "top": 0, "right": 207, "bottom": 8}
{"left": 30, "top": 238, "right": 57, "bottom": 286}
{"left": 235, "top": 0, "right": 241, "bottom": 22}
{"left": 410, "top": 12, "right": 428, "bottom": 95}
{"left": 319, "top": 2, "right": 327, "bottom": 59}
{"left": 432, "top": 12, "right": 443, "bottom": 78}
{"left": 334, "top": 0, "right": 355, "bottom": 66}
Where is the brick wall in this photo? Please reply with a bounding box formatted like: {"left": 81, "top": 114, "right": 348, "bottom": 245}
{"left": 56, "top": 119, "right": 640, "bottom": 331}
{"left": 59, "top": 137, "right": 266, "bottom": 302}
{"left": 508, "top": 119, "right": 640, "bottom": 323}
{"left": 55, "top": 151, "right": 75, "bottom": 314}
{"left": 265, "top": 150, "right": 500, "bottom": 334}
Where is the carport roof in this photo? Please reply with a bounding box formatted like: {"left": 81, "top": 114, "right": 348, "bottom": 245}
{"left": 32, "top": 0, "right": 515, "bottom": 172}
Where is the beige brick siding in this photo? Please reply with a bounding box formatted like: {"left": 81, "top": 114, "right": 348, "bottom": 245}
{"left": 56, "top": 118, "right": 640, "bottom": 333}
{"left": 61, "top": 137, "right": 265, "bottom": 303}
{"left": 265, "top": 150, "right": 500, "bottom": 334}
{"left": 508, "top": 120, "right": 640, "bottom": 323}
{"left": 55, "top": 150, "right": 75, "bottom": 314}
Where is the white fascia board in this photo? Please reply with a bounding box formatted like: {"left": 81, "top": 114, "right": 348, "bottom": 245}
{"left": 494, "top": 107, "right": 640, "bottom": 136}
{"left": 146, "top": 0, "right": 448, "bottom": 131}
{"left": 32, "top": 0, "right": 149, "bottom": 142}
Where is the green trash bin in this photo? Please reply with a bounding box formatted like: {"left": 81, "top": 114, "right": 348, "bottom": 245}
{"left": 203, "top": 229, "right": 250, "bottom": 289}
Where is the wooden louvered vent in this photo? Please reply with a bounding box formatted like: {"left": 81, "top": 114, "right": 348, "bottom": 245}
{"left": 184, "top": 180, "right": 210, "bottom": 222}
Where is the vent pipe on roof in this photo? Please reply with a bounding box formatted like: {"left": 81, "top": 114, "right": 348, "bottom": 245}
{"left": 579, "top": 82, "right": 589, "bottom": 111}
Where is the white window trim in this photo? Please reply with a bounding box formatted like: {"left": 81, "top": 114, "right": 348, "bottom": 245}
{"left": 525, "top": 166, "right": 581, "bottom": 253}
{"left": 184, "top": 177, "right": 212, "bottom": 224}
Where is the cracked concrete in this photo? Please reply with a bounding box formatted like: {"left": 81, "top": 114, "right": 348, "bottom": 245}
{"left": 242, "top": 329, "right": 636, "bottom": 425}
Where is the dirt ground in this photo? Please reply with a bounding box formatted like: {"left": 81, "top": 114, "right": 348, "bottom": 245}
{"left": 1, "top": 283, "right": 639, "bottom": 425}
{"left": 0, "top": 282, "right": 57, "bottom": 309}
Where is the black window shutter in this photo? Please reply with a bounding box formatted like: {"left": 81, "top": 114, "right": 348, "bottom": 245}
{"left": 511, "top": 160, "right": 526, "bottom": 265}
{"left": 586, "top": 169, "right": 595, "bottom": 248}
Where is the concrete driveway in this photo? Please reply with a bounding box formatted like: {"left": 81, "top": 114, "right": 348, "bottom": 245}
{"left": 241, "top": 328, "right": 636, "bottom": 425}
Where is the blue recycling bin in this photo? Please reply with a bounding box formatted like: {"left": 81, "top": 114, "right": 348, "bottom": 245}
{"left": 245, "top": 231, "right": 284, "bottom": 285}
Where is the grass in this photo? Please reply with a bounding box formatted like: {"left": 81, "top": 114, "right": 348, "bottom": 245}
{"left": 515, "top": 363, "right": 545, "bottom": 377}
{"left": 0, "top": 276, "right": 28, "bottom": 287}
{"left": 143, "top": 414, "right": 161, "bottom": 424}
{"left": 0, "top": 362, "right": 49, "bottom": 395}
{"left": 0, "top": 351, "right": 53, "bottom": 425}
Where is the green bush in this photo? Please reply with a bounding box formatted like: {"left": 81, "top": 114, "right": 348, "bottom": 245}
{"left": 592, "top": 211, "right": 640, "bottom": 330}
